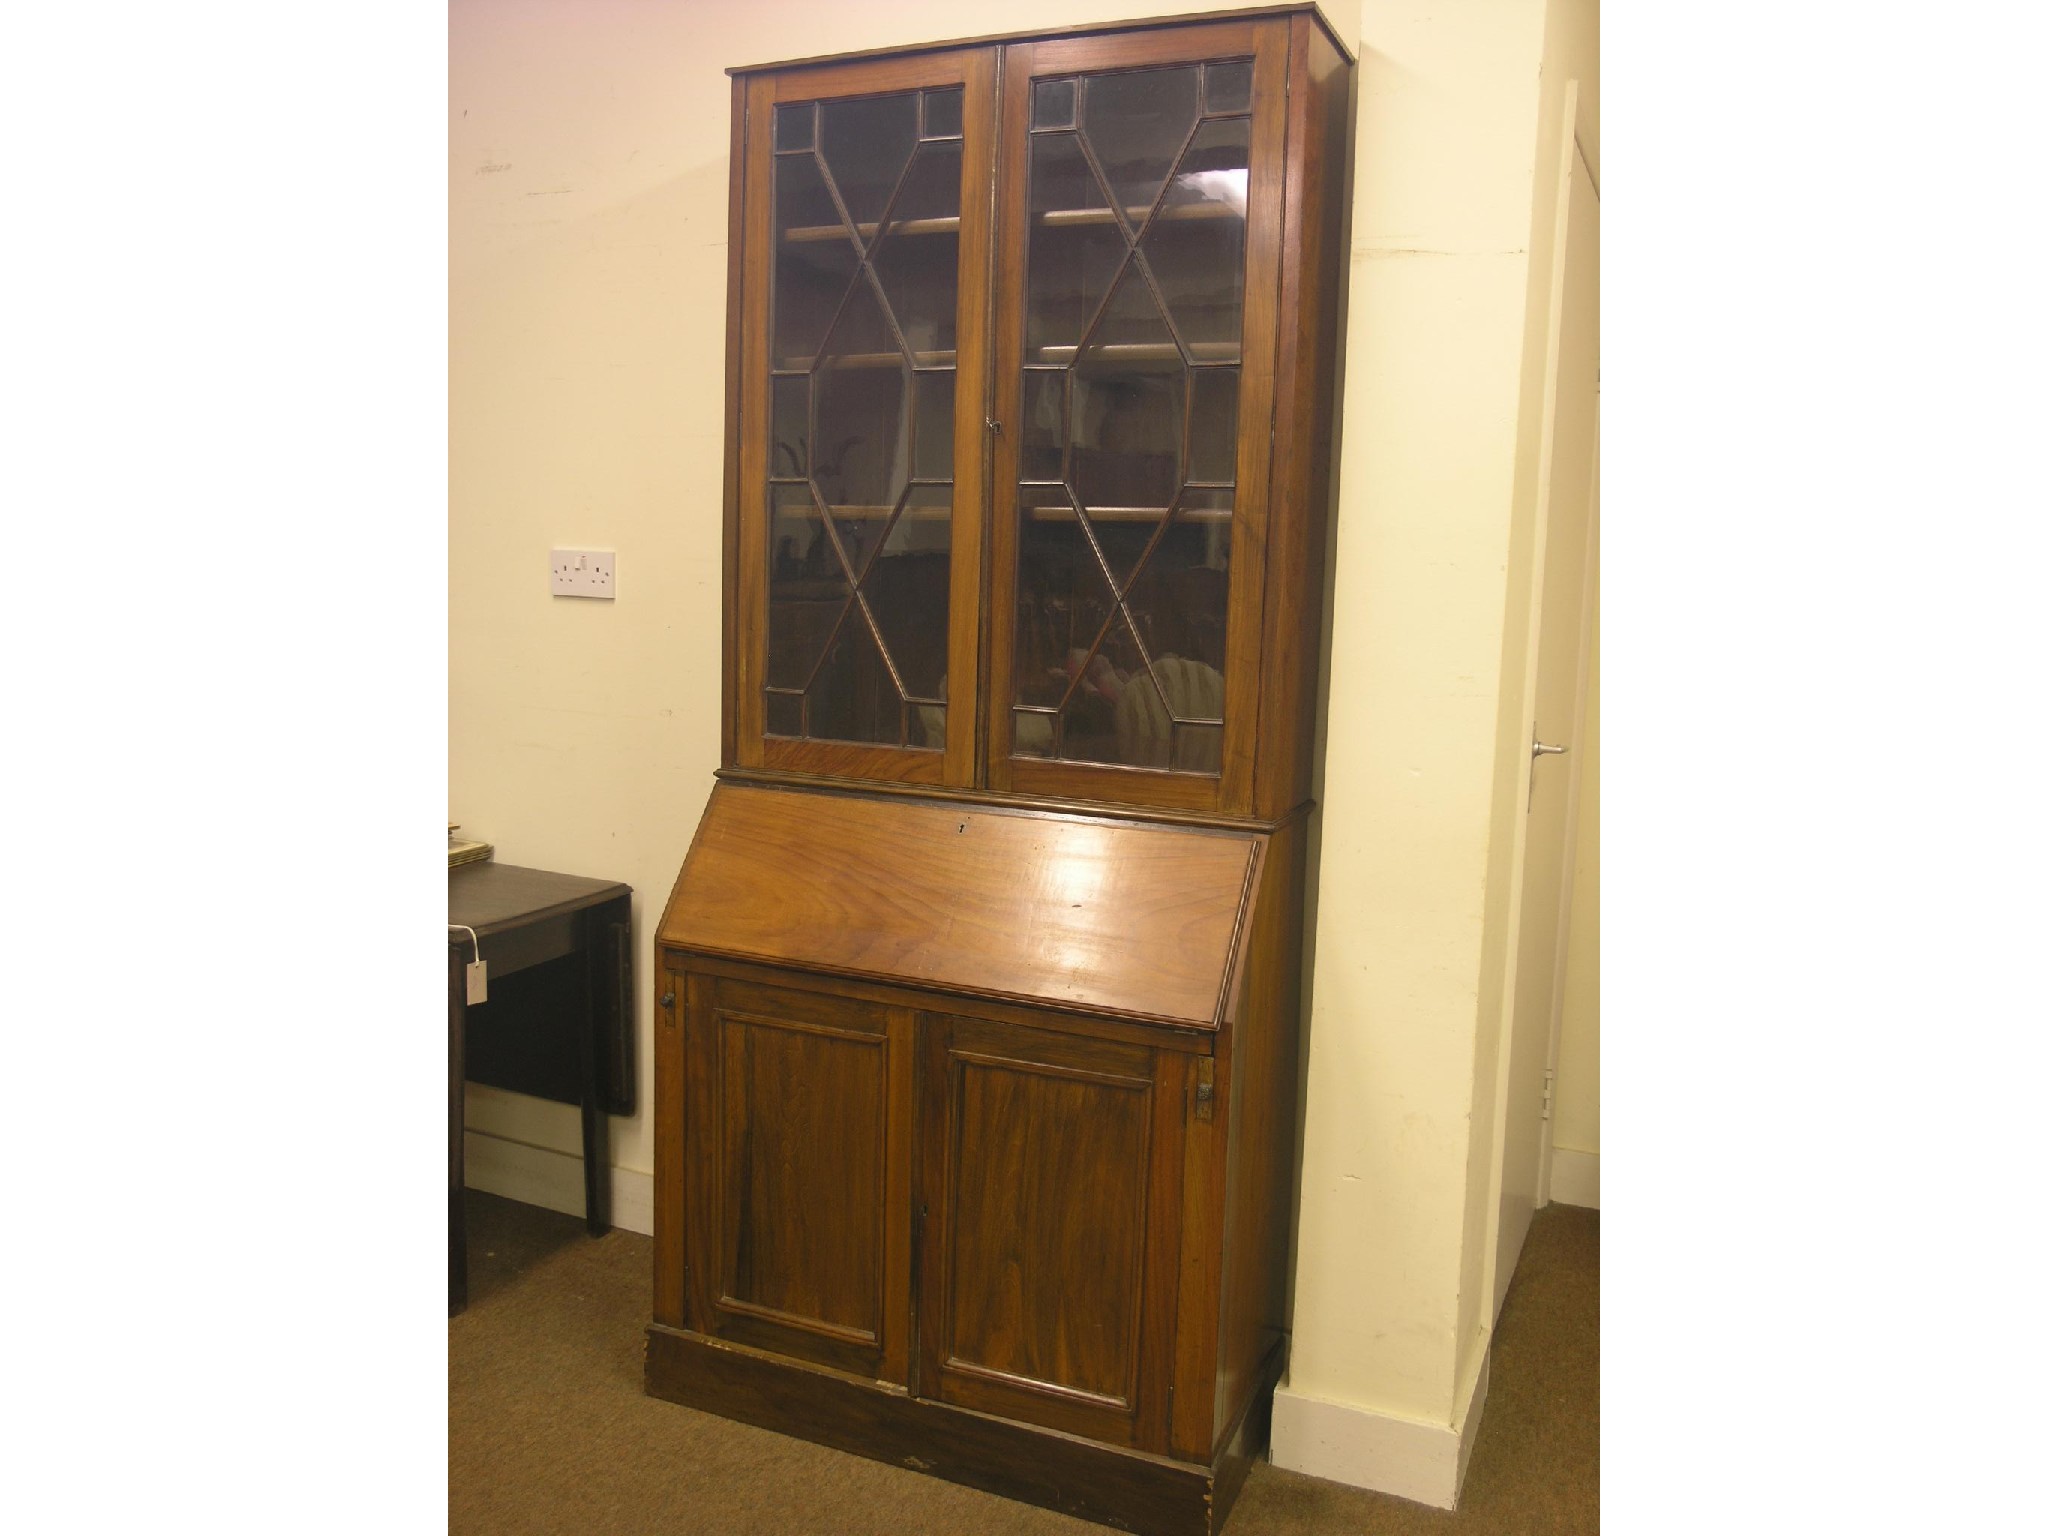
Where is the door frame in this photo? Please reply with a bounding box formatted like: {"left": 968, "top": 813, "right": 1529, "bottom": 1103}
{"left": 1481, "top": 79, "right": 1600, "bottom": 1326}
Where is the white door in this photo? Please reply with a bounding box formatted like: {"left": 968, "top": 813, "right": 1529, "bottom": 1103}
{"left": 1493, "top": 119, "right": 1600, "bottom": 1320}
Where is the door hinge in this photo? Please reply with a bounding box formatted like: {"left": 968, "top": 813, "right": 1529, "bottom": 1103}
{"left": 1193, "top": 1058, "right": 1215, "bottom": 1122}
{"left": 1540, "top": 1067, "right": 1556, "bottom": 1123}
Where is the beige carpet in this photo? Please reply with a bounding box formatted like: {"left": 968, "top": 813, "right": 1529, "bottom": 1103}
{"left": 451, "top": 1193, "right": 1597, "bottom": 1533}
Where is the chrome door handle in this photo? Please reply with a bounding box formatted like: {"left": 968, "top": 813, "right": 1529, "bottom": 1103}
{"left": 1532, "top": 738, "right": 1569, "bottom": 759}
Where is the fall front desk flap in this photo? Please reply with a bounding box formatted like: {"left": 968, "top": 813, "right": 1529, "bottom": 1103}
{"left": 659, "top": 784, "right": 1265, "bottom": 1031}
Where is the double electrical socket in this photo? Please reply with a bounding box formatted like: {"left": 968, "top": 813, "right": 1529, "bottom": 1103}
{"left": 550, "top": 548, "right": 615, "bottom": 600}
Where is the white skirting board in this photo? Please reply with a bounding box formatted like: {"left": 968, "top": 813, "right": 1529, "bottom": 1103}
{"left": 463, "top": 1129, "right": 654, "bottom": 1236}
{"left": 1270, "top": 1354, "right": 1490, "bottom": 1509}
{"left": 1548, "top": 1147, "right": 1599, "bottom": 1209}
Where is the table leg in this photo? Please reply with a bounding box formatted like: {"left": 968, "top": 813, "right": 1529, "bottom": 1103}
{"left": 579, "top": 907, "right": 612, "bottom": 1236}
{"left": 450, "top": 939, "right": 469, "bottom": 1315}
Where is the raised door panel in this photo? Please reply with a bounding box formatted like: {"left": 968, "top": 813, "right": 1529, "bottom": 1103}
{"left": 985, "top": 18, "right": 1292, "bottom": 816}
{"left": 733, "top": 50, "right": 996, "bottom": 789}
{"left": 684, "top": 975, "right": 913, "bottom": 1382}
{"left": 918, "top": 1014, "right": 1186, "bottom": 1450}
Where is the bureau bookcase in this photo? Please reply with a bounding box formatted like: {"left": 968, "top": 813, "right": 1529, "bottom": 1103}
{"left": 651, "top": 10, "right": 1353, "bottom": 1532}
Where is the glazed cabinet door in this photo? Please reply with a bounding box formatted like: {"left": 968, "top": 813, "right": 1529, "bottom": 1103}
{"left": 733, "top": 50, "right": 997, "bottom": 789}
{"left": 916, "top": 1013, "right": 1188, "bottom": 1451}
{"left": 677, "top": 974, "right": 915, "bottom": 1383}
{"left": 986, "top": 17, "right": 1292, "bottom": 815}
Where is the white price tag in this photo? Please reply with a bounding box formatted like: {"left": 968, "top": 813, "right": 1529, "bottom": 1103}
{"left": 466, "top": 960, "right": 488, "bottom": 1006}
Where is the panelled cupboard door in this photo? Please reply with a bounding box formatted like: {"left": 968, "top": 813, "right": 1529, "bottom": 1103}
{"left": 916, "top": 1013, "right": 1188, "bottom": 1451}
{"left": 682, "top": 975, "right": 915, "bottom": 1383}
{"left": 734, "top": 51, "right": 997, "bottom": 789}
{"left": 986, "top": 18, "right": 1291, "bottom": 816}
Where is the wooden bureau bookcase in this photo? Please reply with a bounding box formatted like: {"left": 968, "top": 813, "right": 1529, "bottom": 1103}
{"left": 651, "top": 10, "right": 1353, "bottom": 1533}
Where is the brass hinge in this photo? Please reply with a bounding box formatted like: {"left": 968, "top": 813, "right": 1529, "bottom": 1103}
{"left": 1193, "top": 1058, "right": 1215, "bottom": 1122}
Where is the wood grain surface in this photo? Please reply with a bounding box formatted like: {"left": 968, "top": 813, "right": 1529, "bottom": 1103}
{"left": 919, "top": 1017, "right": 1166, "bottom": 1446}
{"left": 658, "top": 784, "right": 1261, "bottom": 1029}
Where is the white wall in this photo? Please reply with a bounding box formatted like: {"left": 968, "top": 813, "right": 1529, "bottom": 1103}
{"left": 450, "top": 0, "right": 1593, "bottom": 1506}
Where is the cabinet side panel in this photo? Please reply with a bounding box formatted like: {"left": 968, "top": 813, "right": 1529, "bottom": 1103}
{"left": 1212, "top": 814, "right": 1306, "bottom": 1446}
{"left": 652, "top": 968, "right": 690, "bottom": 1327}
{"left": 1253, "top": 19, "right": 1355, "bottom": 819}
{"left": 1169, "top": 1024, "right": 1229, "bottom": 1462}
{"left": 734, "top": 74, "right": 775, "bottom": 765}
{"left": 722, "top": 77, "right": 747, "bottom": 767}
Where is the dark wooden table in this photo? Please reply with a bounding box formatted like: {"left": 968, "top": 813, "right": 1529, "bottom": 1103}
{"left": 449, "top": 862, "right": 632, "bottom": 1314}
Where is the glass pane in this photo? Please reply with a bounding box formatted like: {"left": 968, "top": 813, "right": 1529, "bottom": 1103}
{"left": 766, "top": 484, "right": 850, "bottom": 691}
{"left": 912, "top": 370, "right": 956, "bottom": 481}
{"left": 1081, "top": 66, "right": 1200, "bottom": 221}
{"left": 773, "top": 155, "right": 858, "bottom": 368}
{"left": 1012, "top": 709, "right": 1056, "bottom": 758}
{"left": 775, "top": 101, "right": 815, "bottom": 152}
{"left": 1011, "top": 62, "right": 1256, "bottom": 774}
{"left": 771, "top": 375, "right": 808, "bottom": 478}
{"left": 1019, "top": 370, "right": 1065, "bottom": 483}
{"left": 1086, "top": 502, "right": 1168, "bottom": 590}
{"left": 1174, "top": 721, "right": 1224, "bottom": 774}
{"left": 1071, "top": 266, "right": 1182, "bottom": 514}
{"left": 1124, "top": 508, "right": 1231, "bottom": 675}
{"left": 813, "top": 277, "right": 909, "bottom": 511}
{"left": 922, "top": 87, "right": 963, "bottom": 140}
{"left": 818, "top": 94, "right": 918, "bottom": 231}
{"left": 873, "top": 142, "right": 961, "bottom": 356}
{"left": 1024, "top": 132, "right": 1124, "bottom": 359}
{"left": 883, "top": 138, "right": 962, "bottom": 229}
{"left": 807, "top": 608, "right": 901, "bottom": 746}
{"left": 866, "top": 486, "right": 953, "bottom": 702}
{"left": 1186, "top": 368, "right": 1238, "bottom": 484}
{"left": 1062, "top": 611, "right": 1155, "bottom": 767}
{"left": 1204, "top": 60, "right": 1252, "bottom": 116}
{"left": 764, "top": 90, "right": 958, "bottom": 756}
{"left": 1014, "top": 488, "right": 1113, "bottom": 709}
{"left": 1033, "top": 78, "right": 1076, "bottom": 130}
{"left": 1141, "top": 116, "right": 1250, "bottom": 359}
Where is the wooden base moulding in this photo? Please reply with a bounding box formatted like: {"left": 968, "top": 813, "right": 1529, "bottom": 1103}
{"left": 644, "top": 1324, "right": 1283, "bottom": 1536}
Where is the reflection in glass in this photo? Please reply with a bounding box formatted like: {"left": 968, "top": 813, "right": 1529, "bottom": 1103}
{"left": 1012, "top": 62, "right": 1252, "bottom": 774}
{"left": 1141, "top": 116, "right": 1251, "bottom": 358}
{"left": 768, "top": 87, "right": 960, "bottom": 751}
